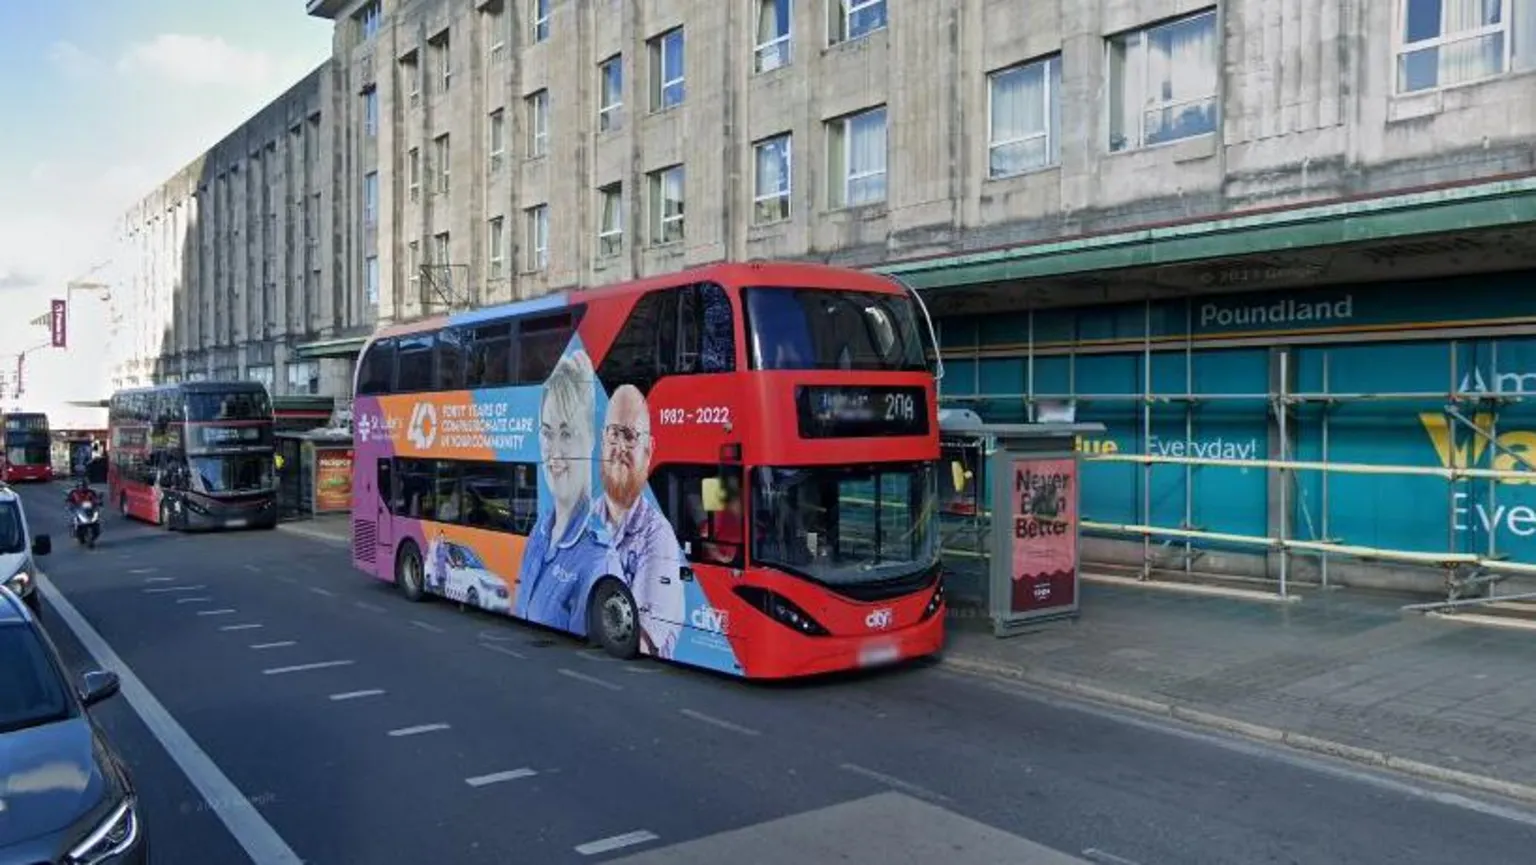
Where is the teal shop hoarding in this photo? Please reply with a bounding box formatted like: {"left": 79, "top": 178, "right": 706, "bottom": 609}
{"left": 939, "top": 270, "right": 1536, "bottom": 566}
{"left": 941, "top": 270, "right": 1536, "bottom": 354}
{"left": 945, "top": 347, "right": 1271, "bottom": 549}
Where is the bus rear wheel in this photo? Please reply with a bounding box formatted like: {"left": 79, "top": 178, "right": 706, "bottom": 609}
{"left": 395, "top": 541, "right": 426, "bottom": 602}
{"left": 590, "top": 579, "right": 640, "bottom": 660}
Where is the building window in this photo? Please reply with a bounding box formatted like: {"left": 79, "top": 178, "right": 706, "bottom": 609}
{"left": 524, "top": 205, "right": 549, "bottom": 272}
{"left": 434, "top": 134, "right": 450, "bottom": 193}
{"left": 648, "top": 165, "right": 684, "bottom": 245}
{"left": 404, "top": 55, "right": 421, "bottom": 102}
{"left": 1108, "top": 10, "right": 1217, "bottom": 152}
{"left": 531, "top": 0, "right": 550, "bottom": 43}
{"left": 407, "top": 240, "right": 420, "bottom": 298}
{"left": 356, "top": 1, "right": 382, "bottom": 41}
{"left": 752, "top": 134, "right": 791, "bottom": 224}
{"left": 648, "top": 27, "right": 685, "bottom": 111}
{"left": 826, "top": 106, "right": 886, "bottom": 208}
{"left": 598, "top": 183, "right": 623, "bottom": 257}
{"left": 486, "top": 5, "right": 506, "bottom": 60}
{"left": 363, "top": 171, "right": 379, "bottom": 225}
{"left": 988, "top": 55, "right": 1061, "bottom": 178}
{"left": 526, "top": 89, "right": 549, "bottom": 158}
{"left": 365, "top": 255, "right": 380, "bottom": 304}
{"left": 287, "top": 360, "right": 320, "bottom": 395}
{"left": 1398, "top": 0, "right": 1536, "bottom": 92}
{"left": 363, "top": 87, "right": 378, "bottom": 136}
{"left": 488, "top": 216, "right": 505, "bottom": 279}
{"left": 432, "top": 30, "right": 451, "bottom": 91}
{"left": 489, "top": 109, "right": 505, "bottom": 171}
{"left": 598, "top": 55, "right": 623, "bottom": 132}
{"left": 755, "top": 0, "right": 792, "bottom": 72}
{"left": 407, "top": 147, "right": 420, "bottom": 201}
{"left": 829, "top": 0, "right": 886, "bottom": 45}
{"left": 432, "top": 232, "right": 450, "bottom": 267}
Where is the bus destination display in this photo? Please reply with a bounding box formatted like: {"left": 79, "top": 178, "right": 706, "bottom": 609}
{"left": 796, "top": 385, "right": 930, "bottom": 439}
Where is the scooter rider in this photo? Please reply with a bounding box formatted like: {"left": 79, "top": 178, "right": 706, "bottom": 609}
{"left": 66, "top": 477, "right": 100, "bottom": 509}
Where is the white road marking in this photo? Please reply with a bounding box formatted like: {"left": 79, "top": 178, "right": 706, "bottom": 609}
{"left": 477, "top": 629, "right": 514, "bottom": 642}
{"left": 465, "top": 768, "right": 537, "bottom": 787}
{"left": 354, "top": 601, "right": 386, "bottom": 613}
{"left": 680, "top": 708, "right": 761, "bottom": 737}
{"left": 219, "top": 624, "right": 263, "bottom": 632}
{"left": 274, "top": 575, "right": 297, "bottom": 585}
{"left": 480, "top": 642, "right": 527, "bottom": 660}
{"left": 263, "top": 660, "right": 355, "bottom": 675}
{"left": 197, "top": 609, "right": 237, "bottom": 617}
{"left": 1083, "top": 849, "right": 1145, "bottom": 865}
{"left": 575, "top": 830, "right": 659, "bottom": 856}
{"left": 129, "top": 568, "right": 159, "bottom": 575}
{"left": 387, "top": 723, "right": 450, "bottom": 737}
{"left": 144, "top": 584, "right": 207, "bottom": 594}
{"left": 624, "top": 665, "right": 662, "bottom": 675}
{"left": 242, "top": 564, "right": 262, "bottom": 573}
{"left": 410, "top": 620, "right": 444, "bottom": 632}
{"left": 576, "top": 650, "right": 619, "bottom": 663}
{"left": 308, "top": 587, "right": 335, "bottom": 597}
{"left": 328, "top": 689, "right": 385, "bottom": 701}
{"left": 840, "top": 763, "right": 950, "bottom": 803}
{"left": 35, "top": 574, "right": 304, "bottom": 864}
{"left": 250, "top": 641, "right": 296, "bottom": 650}
{"left": 175, "top": 597, "right": 213, "bottom": 604}
{"left": 143, "top": 576, "right": 173, "bottom": 582}
{"left": 558, "top": 668, "right": 622, "bottom": 691}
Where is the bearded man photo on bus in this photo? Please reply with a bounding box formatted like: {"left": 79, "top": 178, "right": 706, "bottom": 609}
{"left": 593, "top": 384, "right": 685, "bottom": 658}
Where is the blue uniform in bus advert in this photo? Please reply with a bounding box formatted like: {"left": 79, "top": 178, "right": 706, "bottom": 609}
{"left": 515, "top": 496, "right": 607, "bottom": 632}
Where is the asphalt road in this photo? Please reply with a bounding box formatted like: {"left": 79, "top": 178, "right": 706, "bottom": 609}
{"left": 17, "top": 481, "right": 1536, "bottom": 865}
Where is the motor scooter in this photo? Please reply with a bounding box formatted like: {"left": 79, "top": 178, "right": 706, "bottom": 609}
{"left": 66, "top": 490, "right": 102, "bottom": 548}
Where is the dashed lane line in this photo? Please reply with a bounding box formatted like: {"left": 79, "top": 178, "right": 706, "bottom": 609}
{"left": 196, "top": 609, "right": 237, "bottom": 617}
{"left": 480, "top": 642, "right": 528, "bottom": 660}
{"left": 175, "top": 597, "right": 213, "bottom": 604}
{"left": 387, "top": 723, "right": 451, "bottom": 737}
{"left": 465, "top": 768, "right": 537, "bottom": 787}
{"left": 558, "top": 668, "right": 622, "bottom": 692}
{"left": 144, "top": 585, "right": 207, "bottom": 594}
{"left": 329, "top": 689, "right": 385, "bottom": 701}
{"left": 839, "top": 763, "right": 951, "bottom": 803}
{"left": 219, "top": 624, "right": 263, "bottom": 632}
{"left": 680, "top": 708, "right": 761, "bottom": 737}
{"left": 410, "top": 620, "right": 445, "bottom": 633}
{"left": 35, "top": 574, "right": 305, "bottom": 864}
{"left": 250, "top": 641, "right": 296, "bottom": 650}
{"left": 308, "top": 587, "right": 336, "bottom": 597}
{"left": 574, "top": 831, "right": 659, "bottom": 857}
{"left": 263, "top": 660, "right": 355, "bottom": 676}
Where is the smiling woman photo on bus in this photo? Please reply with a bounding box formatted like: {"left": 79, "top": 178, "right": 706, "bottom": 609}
{"left": 514, "top": 348, "right": 604, "bottom": 631}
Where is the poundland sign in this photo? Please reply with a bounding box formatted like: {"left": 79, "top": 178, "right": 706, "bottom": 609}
{"left": 1198, "top": 294, "right": 1354, "bottom": 332}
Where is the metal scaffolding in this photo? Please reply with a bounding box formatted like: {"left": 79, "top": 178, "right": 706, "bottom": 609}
{"left": 938, "top": 295, "right": 1536, "bottom": 605}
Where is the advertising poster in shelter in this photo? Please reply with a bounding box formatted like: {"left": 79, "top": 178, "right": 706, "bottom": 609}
{"left": 314, "top": 449, "right": 354, "bottom": 512}
{"left": 1009, "top": 457, "right": 1078, "bottom": 614}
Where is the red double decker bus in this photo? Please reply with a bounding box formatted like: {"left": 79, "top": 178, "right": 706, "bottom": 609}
{"left": 1, "top": 413, "right": 53, "bottom": 483}
{"left": 108, "top": 382, "right": 279, "bottom": 530}
{"left": 349, "top": 261, "right": 945, "bottom": 679}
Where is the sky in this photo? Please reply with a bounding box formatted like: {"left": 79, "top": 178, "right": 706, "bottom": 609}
{"left": 0, "top": 0, "right": 333, "bottom": 423}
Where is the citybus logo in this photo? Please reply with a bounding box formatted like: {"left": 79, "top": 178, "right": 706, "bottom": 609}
{"left": 408, "top": 402, "right": 439, "bottom": 449}
{"left": 865, "top": 608, "right": 893, "bottom": 630}
{"left": 691, "top": 605, "right": 728, "bottom": 633}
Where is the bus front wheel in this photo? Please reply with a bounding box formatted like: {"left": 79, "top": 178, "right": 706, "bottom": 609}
{"left": 395, "top": 541, "right": 426, "bottom": 602}
{"left": 590, "top": 578, "right": 640, "bottom": 661}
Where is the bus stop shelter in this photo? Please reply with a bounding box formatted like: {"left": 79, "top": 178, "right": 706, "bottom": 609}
{"left": 938, "top": 409, "right": 1106, "bottom": 637}
{"left": 275, "top": 428, "right": 354, "bottom": 521}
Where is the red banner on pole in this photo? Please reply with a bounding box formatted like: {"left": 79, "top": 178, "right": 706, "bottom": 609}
{"left": 50, "top": 299, "right": 67, "bottom": 348}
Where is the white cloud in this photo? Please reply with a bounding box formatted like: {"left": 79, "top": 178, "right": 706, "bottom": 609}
{"left": 117, "top": 33, "right": 284, "bottom": 90}
{"left": 47, "top": 41, "right": 98, "bottom": 78}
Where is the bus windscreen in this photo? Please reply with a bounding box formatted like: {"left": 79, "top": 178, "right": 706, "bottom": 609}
{"left": 744, "top": 287, "right": 928, "bottom": 372}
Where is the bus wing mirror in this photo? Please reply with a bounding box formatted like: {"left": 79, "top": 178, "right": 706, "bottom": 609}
{"left": 701, "top": 477, "right": 725, "bottom": 512}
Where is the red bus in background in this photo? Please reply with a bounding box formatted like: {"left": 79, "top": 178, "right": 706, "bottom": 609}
{"left": 350, "top": 261, "right": 946, "bottom": 680}
{"left": 108, "top": 382, "right": 279, "bottom": 530}
{"left": 1, "top": 413, "right": 53, "bottom": 483}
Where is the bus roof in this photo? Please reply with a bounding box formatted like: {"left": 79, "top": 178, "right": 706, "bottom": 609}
{"left": 369, "top": 260, "right": 908, "bottom": 343}
{"left": 112, "top": 380, "right": 269, "bottom": 397}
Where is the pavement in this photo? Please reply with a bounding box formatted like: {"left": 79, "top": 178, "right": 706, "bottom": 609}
{"left": 15, "top": 489, "right": 1536, "bottom": 864}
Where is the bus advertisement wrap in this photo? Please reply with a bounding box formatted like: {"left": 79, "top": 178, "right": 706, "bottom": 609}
{"left": 357, "top": 336, "right": 742, "bottom": 674}
{"left": 1010, "top": 457, "right": 1078, "bottom": 614}
{"left": 353, "top": 263, "right": 947, "bottom": 679}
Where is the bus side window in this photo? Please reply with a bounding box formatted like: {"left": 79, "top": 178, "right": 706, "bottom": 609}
{"left": 652, "top": 465, "right": 744, "bottom": 568}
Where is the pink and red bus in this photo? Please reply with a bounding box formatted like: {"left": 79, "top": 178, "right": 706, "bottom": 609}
{"left": 1, "top": 413, "right": 53, "bottom": 483}
{"left": 350, "top": 261, "right": 946, "bottom": 679}
{"left": 108, "top": 382, "right": 279, "bottom": 530}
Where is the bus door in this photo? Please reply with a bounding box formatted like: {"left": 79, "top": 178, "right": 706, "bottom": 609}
{"left": 374, "top": 458, "right": 395, "bottom": 555}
